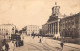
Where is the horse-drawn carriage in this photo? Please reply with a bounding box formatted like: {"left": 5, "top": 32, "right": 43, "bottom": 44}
{"left": 11, "top": 34, "right": 24, "bottom": 47}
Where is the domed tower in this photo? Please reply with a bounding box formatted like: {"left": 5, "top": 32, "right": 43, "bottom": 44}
{"left": 52, "top": 2, "right": 60, "bottom": 16}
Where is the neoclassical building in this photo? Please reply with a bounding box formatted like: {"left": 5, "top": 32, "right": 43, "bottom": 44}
{"left": 42, "top": 23, "right": 48, "bottom": 35}
{"left": 60, "top": 13, "right": 80, "bottom": 38}
{"left": 25, "top": 25, "right": 40, "bottom": 36}
{"left": 59, "top": 12, "right": 80, "bottom": 44}
{"left": 42, "top": 2, "right": 80, "bottom": 44}
{"left": 0, "top": 24, "right": 16, "bottom": 39}
{"left": 42, "top": 2, "right": 63, "bottom": 38}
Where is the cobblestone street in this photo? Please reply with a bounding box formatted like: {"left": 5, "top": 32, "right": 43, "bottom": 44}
{"left": 8, "top": 35, "right": 80, "bottom": 51}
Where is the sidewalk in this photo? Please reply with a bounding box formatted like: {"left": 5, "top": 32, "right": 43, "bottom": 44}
{"left": 45, "top": 37, "right": 80, "bottom": 51}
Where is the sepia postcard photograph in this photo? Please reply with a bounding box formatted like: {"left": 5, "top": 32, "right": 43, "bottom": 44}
{"left": 0, "top": 0, "right": 80, "bottom": 51}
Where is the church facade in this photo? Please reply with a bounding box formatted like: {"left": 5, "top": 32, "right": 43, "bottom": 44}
{"left": 42, "top": 3, "right": 63, "bottom": 38}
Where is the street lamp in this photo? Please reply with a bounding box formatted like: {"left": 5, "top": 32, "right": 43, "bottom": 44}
{"left": 58, "top": 18, "right": 63, "bottom": 42}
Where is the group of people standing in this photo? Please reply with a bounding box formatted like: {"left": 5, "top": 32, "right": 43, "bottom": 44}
{"left": 1, "top": 39, "right": 10, "bottom": 51}
{"left": 1, "top": 34, "right": 24, "bottom": 51}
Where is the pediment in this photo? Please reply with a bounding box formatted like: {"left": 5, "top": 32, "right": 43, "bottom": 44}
{"left": 47, "top": 16, "right": 58, "bottom": 22}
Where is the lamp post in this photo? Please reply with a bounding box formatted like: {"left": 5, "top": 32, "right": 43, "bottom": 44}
{"left": 12, "top": 27, "right": 16, "bottom": 51}
{"left": 58, "top": 18, "right": 63, "bottom": 42}
{"left": 59, "top": 18, "right": 64, "bottom": 51}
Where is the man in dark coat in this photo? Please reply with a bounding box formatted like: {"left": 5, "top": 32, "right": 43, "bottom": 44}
{"left": 39, "top": 38, "right": 41, "bottom": 43}
{"left": 60, "top": 42, "right": 64, "bottom": 50}
{"left": 5, "top": 43, "right": 9, "bottom": 51}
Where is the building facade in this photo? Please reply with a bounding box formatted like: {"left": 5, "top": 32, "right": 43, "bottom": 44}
{"left": 26, "top": 25, "right": 40, "bottom": 36}
{"left": 42, "top": 23, "right": 48, "bottom": 35}
{"left": 60, "top": 13, "right": 80, "bottom": 43}
{"left": 42, "top": 2, "right": 63, "bottom": 38}
{"left": 0, "top": 24, "right": 16, "bottom": 39}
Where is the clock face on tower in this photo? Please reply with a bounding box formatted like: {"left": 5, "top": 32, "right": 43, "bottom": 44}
{"left": 0, "top": 0, "right": 12, "bottom": 13}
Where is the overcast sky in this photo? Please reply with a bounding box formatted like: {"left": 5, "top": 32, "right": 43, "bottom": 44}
{"left": 0, "top": 0, "right": 80, "bottom": 30}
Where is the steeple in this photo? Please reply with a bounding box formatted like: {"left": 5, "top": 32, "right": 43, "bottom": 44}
{"left": 52, "top": 2, "right": 60, "bottom": 16}
{"left": 55, "top": 2, "right": 57, "bottom": 5}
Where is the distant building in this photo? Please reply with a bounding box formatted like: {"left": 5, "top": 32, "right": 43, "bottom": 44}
{"left": 21, "top": 27, "right": 27, "bottom": 34}
{"left": 25, "top": 25, "right": 40, "bottom": 36}
{"left": 0, "top": 24, "right": 16, "bottom": 39}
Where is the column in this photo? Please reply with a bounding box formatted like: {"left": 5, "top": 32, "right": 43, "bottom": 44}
{"left": 48, "top": 24, "right": 50, "bottom": 34}
{"left": 55, "top": 23, "right": 56, "bottom": 34}
{"left": 49, "top": 24, "right": 51, "bottom": 34}
{"left": 52, "top": 23, "right": 53, "bottom": 34}
{"left": 54, "top": 23, "right": 55, "bottom": 34}
{"left": 57, "top": 19, "right": 60, "bottom": 38}
{"left": 51, "top": 24, "right": 52, "bottom": 34}
{"left": 56, "top": 22, "right": 57, "bottom": 34}
{"left": 50, "top": 24, "right": 51, "bottom": 34}
{"left": 48, "top": 24, "right": 49, "bottom": 34}
{"left": 53, "top": 23, "right": 54, "bottom": 34}
{"left": 58, "top": 20, "right": 60, "bottom": 34}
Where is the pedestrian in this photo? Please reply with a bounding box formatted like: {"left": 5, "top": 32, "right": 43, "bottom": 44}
{"left": 39, "top": 38, "right": 41, "bottom": 43}
{"left": 5, "top": 43, "right": 9, "bottom": 51}
{"left": 18, "top": 41, "right": 20, "bottom": 47}
{"left": 60, "top": 42, "right": 64, "bottom": 50}
{"left": 42, "top": 36, "right": 43, "bottom": 38}
{"left": 2, "top": 45, "right": 5, "bottom": 51}
{"left": 13, "top": 41, "right": 16, "bottom": 51}
{"left": 38, "top": 36, "right": 39, "bottom": 38}
{"left": 2, "top": 39, "right": 6, "bottom": 45}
